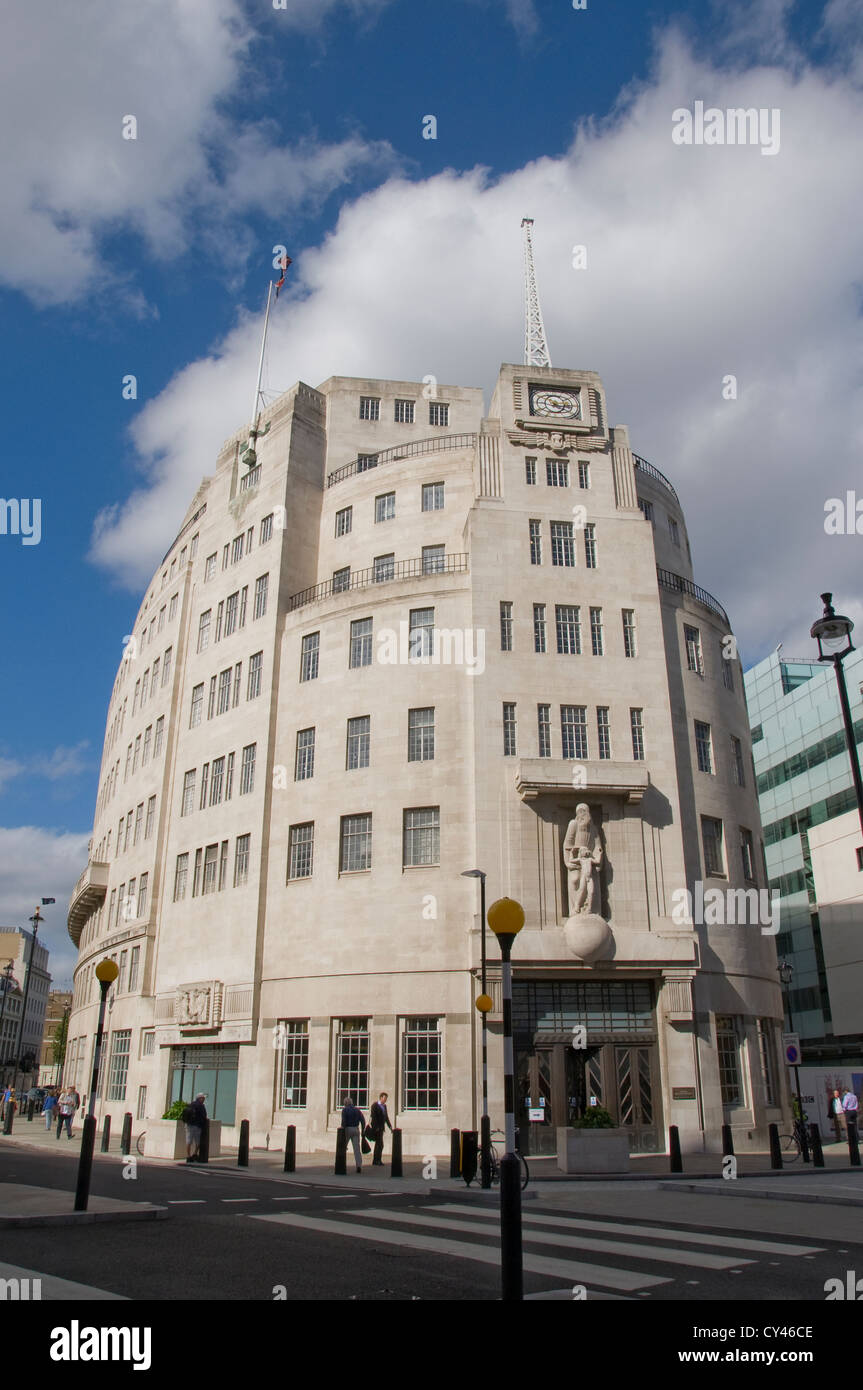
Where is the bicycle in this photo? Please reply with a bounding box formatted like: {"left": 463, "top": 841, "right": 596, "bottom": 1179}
{"left": 488, "top": 1130, "right": 530, "bottom": 1190}
{"left": 135, "top": 1131, "right": 146, "bottom": 1156}
{"left": 777, "top": 1131, "right": 801, "bottom": 1162}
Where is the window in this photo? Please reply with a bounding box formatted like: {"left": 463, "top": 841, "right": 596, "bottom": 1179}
{"left": 231, "top": 534, "right": 244, "bottom": 565}
{"left": 538, "top": 704, "right": 551, "bottom": 758}
{"left": 233, "top": 662, "right": 242, "bottom": 708}
{"left": 359, "top": 396, "right": 380, "bottom": 420}
{"left": 234, "top": 833, "right": 250, "bottom": 886}
{"left": 288, "top": 823, "right": 314, "bottom": 880}
{"left": 136, "top": 1085, "right": 148, "bottom": 1121}
{"left": 556, "top": 604, "right": 581, "bottom": 655}
{"left": 357, "top": 454, "right": 378, "bottom": 472}
{"left": 350, "top": 617, "right": 373, "bottom": 668}
{"left": 154, "top": 716, "right": 164, "bottom": 757}
{"left": 335, "top": 506, "right": 352, "bottom": 537}
{"left": 150, "top": 657, "right": 160, "bottom": 691}
{"left": 210, "top": 756, "right": 225, "bottom": 805}
{"left": 300, "top": 633, "right": 319, "bottom": 682}
{"left": 169, "top": 593, "right": 178, "bottom": 622}
{"left": 756, "top": 1020, "right": 775, "bottom": 1106}
{"left": 336, "top": 1019, "right": 370, "bottom": 1107}
{"left": 181, "top": 770, "right": 196, "bottom": 817}
{"left": 669, "top": 516, "right": 680, "bottom": 547}
{"left": 190, "top": 683, "right": 204, "bottom": 728}
{"left": 124, "top": 743, "right": 132, "bottom": 781}
{"left": 280, "top": 1022, "right": 309, "bottom": 1107}
{"left": 408, "top": 707, "right": 434, "bottom": 762}
{"left": 137, "top": 873, "right": 148, "bottom": 918}
{"left": 142, "top": 725, "right": 152, "bottom": 764}
{"left": 128, "top": 947, "right": 140, "bottom": 994}
{"left": 202, "top": 844, "right": 219, "bottom": 894}
{"left": 551, "top": 521, "right": 575, "bottom": 567}
{"left": 225, "top": 591, "right": 239, "bottom": 636}
{"left": 375, "top": 492, "right": 396, "bottom": 523}
{"left": 158, "top": 605, "right": 166, "bottom": 632}
{"left": 140, "top": 670, "right": 149, "bottom": 705}
{"left": 189, "top": 534, "right": 198, "bottom": 561}
{"left": 583, "top": 523, "right": 597, "bottom": 569}
{"left": 857, "top": 847, "right": 863, "bottom": 872}
{"left": 217, "top": 668, "right": 232, "bottom": 715}
{"left": 199, "top": 762, "right": 209, "bottom": 809}
{"left": 133, "top": 681, "right": 140, "bottom": 716}
{"left": 133, "top": 735, "right": 141, "bottom": 774}
{"left": 702, "top": 816, "right": 725, "bottom": 876}
{"left": 722, "top": 649, "right": 735, "bottom": 691}
{"left": 123, "top": 881, "right": 135, "bottom": 921}
{"left": 695, "top": 721, "right": 713, "bottom": 774}
{"left": 225, "top": 752, "right": 234, "bottom": 800}
{"left": 716, "top": 1016, "right": 742, "bottom": 1105}
{"left": 402, "top": 1018, "right": 441, "bottom": 1110}
{"left": 254, "top": 575, "right": 268, "bottom": 620}
{"left": 162, "top": 648, "right": 172, "bottom": 685}
{"left": 145, "top": 795, "right": 156, "bottom": 839}
{"left": 590, "top": 606, "right": 604, "bottom": 655}
{"left": 192, "top": 849, "right": 203, "bottom": 897}
{"left": 421, "top": 545, "right": 445, "bottom": 575}
{"left": 295, "top": 728, "right": 315, "bottom": 781}
{"left": 260, "top": 513, "right": 274, "bottom": 544}
{"left": 546, "top": 458, "right": 569, "bottom": 487}
{"left": 346, "top": 716, "right": 370, "bottom": 770}
{"left": 597, "top": 707, "right": 611, "bottom": 760}
{"left": 403, "top": 807, "right": 440, "bottom": 867}
{"left": 529, "top": 519, "right": 542, "bottom": 565}
{"left": 525, "top": 457, "right": 537, "bottom": 485}
{"left": 684, "top": 625, "right": 703, "bottom": 675}
{"left": 247, "top": 651, "right": 263, "bottom": 699}
{"left": 240, "top": 743, "right": 256, "bottom": 795}
{"left": 394, "top": 399, "right": 415, "bottom": 423}
{"left": 207, "top": 676, "right": 217, "bottom": 719}
{"left": 740, "top": 826, "right": 756, "bottom": 881}
{"left": 561, "top": 705, "right": 588, "bottom": 760}
{"left": 409, "top": 607, "right": 434, "bottom": 660}
{"left": 333, "top": 566, "right": 350, "bottom": 593}
{"left": 622, "top": 609, "right": 637, "bottom": 658}
{"left": 107, "top": 1030, "right": 132, "bottom": 1101}
{"left": 215, "top": 602, "right": 224, "bottom": 643}
{"left": 731, "top": 735, "right": 746, "bottom": 786}
{"left": 630, "top": 708, "right": 644, "bottom": 760}
{"left": 133, "top": 802, "right": 143, "bottom": 844}
{"left": 340, "top": 813, "right": 372, "bottom": 872}
{"left": 533, "top": 603, "right": 547, "bottom": 653}
{"left": 578, "top": 461, "right": 590, "bottom": 489}
{"left": 503, "top": 702, "right": 517, "bottom": 756}
{"left": 429, "top": 402, "right": 449, "bottom": 427}
{"left": 500, "top": 601, "right": 513, "bottom": 652}
{"left": 374, "top": 553, "right": 394, "bottom": 583}
{"left": 124, "top": 814, "right": 132, "bottom": 851}
{"left": 639, "top": 499, "right": 654, "bottom": 523}
{"left": 205, "top": 553, "right": 217, "bottom": 582}
{"left": 422, "top": 482, "right": 444, "bottom": 511}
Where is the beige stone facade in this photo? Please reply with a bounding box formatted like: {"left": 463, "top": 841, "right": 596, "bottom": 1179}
{"left": 66, "top": 363, "right": 788, "bottom": 1153}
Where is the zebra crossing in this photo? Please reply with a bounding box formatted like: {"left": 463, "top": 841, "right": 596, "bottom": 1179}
{"left": 251, "top": 1198, "right": 825, "bottom": 1297}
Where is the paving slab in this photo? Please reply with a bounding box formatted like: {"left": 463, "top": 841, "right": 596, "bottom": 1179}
{"left": 0, "top": 1183, "right": 166, "bottom": 1227}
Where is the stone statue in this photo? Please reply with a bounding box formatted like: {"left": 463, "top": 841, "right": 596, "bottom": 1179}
{"left": 564, "top": 804, "right": 603, "bottom": 916}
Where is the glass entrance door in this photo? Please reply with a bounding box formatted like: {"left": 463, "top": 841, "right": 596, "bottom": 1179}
{"left": 611, "top": 1045, "right": 659, "bottom": 1153}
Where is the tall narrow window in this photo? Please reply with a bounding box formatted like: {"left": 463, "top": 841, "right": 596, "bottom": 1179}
{"left": 300, "top": 633, "right": 319, "bottom": 682}
{"left": 346, "top": 716, "right": 370, "bottom": 770}
{"left": 254, "top": 574, "right": 269, "bottom": 619}
{"left": 197, "top": 610, "right": 211, "bottom": 653}
{"left": 210, "top": 756, "right": 225, "bottom": 805}
{"left": 288, "top": 823, "right": 314, "bottom": 880}
{"left": 525, "top": 457, "right": 537, "bottom": 485}
{"left": 207, "top": 676, "right": 217, "bottom": 719}
{"left": 215, "top": 602, "right": 224, "bottom": 642}
{"left": 722, "top": 646, "right": 735, "bottom": 691}
{"left": 533, "top": 603, "right": 547, "bottom": 653}
{"left": 537, "top": 704, "right": 551, "bottom": 758}
{"left": 202, "top": 843, "right": 219, "bottom": 894}
{"left": 503, "top": 703, "right": 517, "bottom": 756}
{"left": 684, "top": 625, "right": 704, "bottom": 675}
{"left": 133, "top": 802, "right": 143, "bottom": 844}
{"left": 499, "top": 601, "right": 513, "bottom": 652}
{"left": 340, "top": 814, "right": 372, "bottom": 872}
{"left": 190, "top": 683, "right": 204, "bottom": 728}
{"left": 695, "top": 721, "right": 713, "bottom": 774}
{"left": 145, "top": 794, "right": 156, "bottom": 838}
{"left": 408, "top": 707, "right": 435, "bottom": 762}
{"left": 217, "top": 668, "right": 231, "bottom": 715}
{"left": 597, "top": 707, "right": 611, "bottom": 760}
{"left": 295, "top": 728, "right": 315, "bottom": 781}
{"left": 240, "top": 743, "right": 256, "bottom": 795}
{"left": 224, "top": 591, "right": 239, "bottom": 636}
{"left": 622, "top": 609, "right": 637, "bottom": 658}
{"left": 409, "top": 608, "right": 434, "bottom": 660}
{"left": 335, "top": 506, "right": 352, "bottom": 537}
{"left": 260, "top": 513, "right": 274, "bottom": 544}
{"left": 756, "top": 1020, "right": 775, "bottom": 1106}
{"left": 350, "top": 618, "right": 373, "bottom": 668}
{"left": 154, "top": 716, "right": 164, "bottom": 757}
{"left": 669, "top": 516, "right": 680, "bottom": 547}
{"left": 403, "top": 807, "right": 440, "bottom": 867}
{"left": 137, "top": 873, "right": 149, "bottom": 918}
{"left": 247, "top": 651, "right": 263, "bottom": 699}
{"left": 561, "top": 705, "right": 588, "bottom": 760}
{"left": 715, "top": 1015, "right": 742, "bottom": 1104}
{"left": 128, "top": 946, "right": 140, "bottom": 993}
{"left": 335, "top": 1019, "right": 370, "bottom": 1107}
{"left": 199, "top": 762, "right": 209, "bottom": 809}
{"left": 578, "top": 461, "right": 590, "bottom": 489}
{"left": 280, "top": 1021, "right": 309, "bottom": 1107}
{"left": 162, "top": 648, "right": 172, "bottom": 685}
{"left": 225, "top": 752, "right": 234, "bottom": 800}
{"left": 583, "top": 523, "right": 597, "bottom": 569}
{"left": 731, "top": 735, "right": 746, "bottom": 786}
{"left": 630, "top": 708, "right": 644, "bottom": 761}
{"left": 589, "top": 606, "right": 604, "bottom": 655}
{"left": 181, "top": 770, "right": 196, "bottom": 817}
{"left": 555, "top": 604, "right": 581, "bottom": 655}
{"left": 740, "top": 826, "right": 756, "bottom": 881}
{"left": 218, "top": 839, "right": 229, "bottom": 890}
{"left": 234, "top": 833, "right": 251, "bottom": 886}
{"left": 402, "top": 1019, "right": 441, "bottom": 1110}
{"left": 192, "top": 849, "right": 203, "bottom": 897}
{"left": 529, "top": 519, "right": 542, "bottom": 565}
{"left": 702, "top": 816, "right": 725, "bottom": 876}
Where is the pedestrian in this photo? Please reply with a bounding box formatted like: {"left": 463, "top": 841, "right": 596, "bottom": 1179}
{"left": 184, "top": 1092, "right": 207, "bottom": 1163}
{"left": 56, "top": 1087, "right": 77, "bottom": 1139}
{"left": 829, "top": 1089, "right": 846, "bottom": 1142}
{"left": 368, "top": 1091, "right": 393, "bottom": 1166}
{"left": 42, "top": 1089, "right": 58, "bottom": 1131}
{"left": 2, "top": 1085, "right": 15, "bottom": 1121}
{"left": 841, "top": 1086, "right": 859, "bottom": 1138}
{"left": 340, "top": 1095, "right": 366, "bottom": 1173}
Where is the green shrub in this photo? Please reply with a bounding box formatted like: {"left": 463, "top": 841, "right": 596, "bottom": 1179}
{"left": 572, "top": 1105, "right": 615, "bottom": 1129}
{"left": 162, "top": 1100, "right": 187, "bottom": 1120}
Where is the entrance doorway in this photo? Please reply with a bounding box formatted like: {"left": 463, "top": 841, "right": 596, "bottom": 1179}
{"left": 516, "top": 1039, "right": 661, "bottom": 1155}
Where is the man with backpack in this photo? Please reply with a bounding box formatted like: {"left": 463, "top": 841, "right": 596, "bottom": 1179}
{"left": 183, "top": 1093, "right": 207, "bottom": 1163}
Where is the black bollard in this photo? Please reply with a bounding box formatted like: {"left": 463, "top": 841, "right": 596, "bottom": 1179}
{"left": 848, "top": 1118, "right": 860, "bottom": 1168}
{"left": 480, "top": 1114, "right": 493, "bottom": 1189}
{"left": 238, "top": 1119, "right": 249, "bottom": 1167}
{"left": 100, "top": 1116, "right": 111, "bottom": 1153}
{"left": 121, "top": 1112, "right": 133, "bottom": 1155}
{"left": 74, "top": 1114, "right": 97, "bottom": 1211}
{"left": 390, "top": 1127, "right": 403, "bottom": 1178}
{"left": 450, "top": 1128, "right": 461, "bottom": 1178}
{"left": 721, "top": 1123, "right": 734, "bottom": 1157}
{"left": 284, "top": 1124, "right": 296, "bottom": 1173}
{"left": 768, "top": 1122, "right": 783, "bottom": 1169}
{"left": 669, "top": 1124, "right": 683, "bottom": 1173}
{"left": 198, "top": 1118, "right": 209, "bottom": 1165}
{"left": 27, "top": 1099, "right": 34, "bottom": 1122}
{"left": 809, "top": 1123, "right": 824, "bottom": 1168}
{"left": 3, "top": 1104, "right": 13, "bottom": 1135}
{"left": 334, "top": 1126, "right": 347, "bottom": 1175}
{"left": 461, "top": 1130, "right": 478, "bottom": 1186}
{"left": 500, "top": 1154, "right": 524, "bottom": 1301}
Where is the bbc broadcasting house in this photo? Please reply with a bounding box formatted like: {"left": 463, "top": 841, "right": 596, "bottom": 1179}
{"left": 66, "top": 362, "right": 788, "bottom": 1156}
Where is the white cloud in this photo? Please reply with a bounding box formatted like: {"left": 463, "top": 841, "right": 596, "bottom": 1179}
{"left": 0, "top": 758, "right": 25, "bottom": 795}
{"left": 0, "top": 827, "right": 91, "bottom": 989}
{"left": 42, "top": 743, "right": 91, "bottom": 783}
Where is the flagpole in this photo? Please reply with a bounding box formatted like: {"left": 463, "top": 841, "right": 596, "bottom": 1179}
{"left": 250, "top": 278, "right": 274, "bottom": 439}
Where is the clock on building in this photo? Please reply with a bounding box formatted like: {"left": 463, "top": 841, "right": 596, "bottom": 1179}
{"left": 528, "top": 387, "right": 581, "bottom": 419}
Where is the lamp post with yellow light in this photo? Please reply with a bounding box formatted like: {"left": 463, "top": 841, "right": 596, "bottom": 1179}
{"left": 74, "top": 957, "right": 119, "bottom": 1212}
{"left": 462, "top": 867, "right": 494, "bottom": 1188}
{"left": 487, "top": 896, "right": 525, "bottom": 1301}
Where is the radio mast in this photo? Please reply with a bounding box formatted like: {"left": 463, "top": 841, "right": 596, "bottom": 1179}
{"left": 521, "top": 218, "right": 552, "bottom": 368}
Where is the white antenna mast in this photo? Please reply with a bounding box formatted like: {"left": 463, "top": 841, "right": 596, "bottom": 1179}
{"left": 521, "top": 217, "right": 551, "bottom": 368}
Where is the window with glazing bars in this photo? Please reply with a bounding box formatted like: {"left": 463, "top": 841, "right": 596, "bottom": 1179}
{"left": 538, "top": 704, "right": 551, "bottom": 758}
{"left": 500, "top": 601, "right": 513, "bottom": 652}
{"left": 340, "top": 814, "right": 372, "bottom": 871}
{"left": 335, "top": 1019, "right": 369, "bottom": 1106}
{"left": 409, "top": 608, "right": 434, "bottom": 660}
{"left": 702, "top": 816, "right": 724, "bottom": 875}
{"left": 578, "top": 461, "right": 590, "bottom": 489}
{"left": 722, "top": 647, "right": 735, "bottom": 690}
{"left": 300, "top": 633, "right": 319, "bottom": 681}
{"left": 533, "top": 603, "right": 547, "bottom": 653}
{"left": 401, "top": 1018, "right": 441, "bottom": 1110}
{"left": 254, "top": 574, "right": 268, "bottom": 620}
{"left": 716, "top": 1015, "right": 742, "bottom": 1104}
{"left": 529, "top": 519, "right": 542, "bottom": 564}
{"left": 525, "top": 457, "right": 536, "bottom": 485}
{"left": 174, "top": 854, "right": 188, "bottom": 902}
{"left": 240, "top": 743, "right": 256, "bottom": 795}
{"left": 234, "top": 833, "right": 250, "bottom": 885}
{"left": 583, "top": 523, "right": 597, "bottom": 569}
{"left": 248, "top": 651, "right": 263, "bottom": 698}
{"left": 408, "top": 707, "right": 434, "bottom": 761}
{"left": 373, "top": 553, "right": 394, "bottom": 582}
{"left": 335, "top": 506, "right": 352, "bottom": 537}
{"left": 260, "top": 513, "right": 274, "bottom": 544}
{"left": 215, "top": 668, "right": 230, "bottom": 715}
{"left": 556, "top": 604, "right": 581, "bottom": 655}
{"left": 695, "top": 721, "right": 713, "bottom": 773}
{"left": 756, "top": 1019, "right": 775, "bottom": 1106}
{"left": 375, "top": 492, "right": 396, "bottom": 523}
{"left": 357, "top": 454, "right": 378, "bottom": 472}
{"left": 684, "top": 625, "right": 703, "bottom": 675}
{"left": 145, "top": 795, "right": 156, "bottom": 838}
{"left": 551, "top": 521, "right": 574, "bottom": 566}
{"left": 422, "top": 482, "right": 444, "bottom": 511}
{"left": 210, "top": 756, "right": 225, "bottom": 805}
{"left": 429, "top": 402, "right": 449, "bottom": 426}
{"left": 280, "top": 1022, "right": 309, "bottom": 1107}
{"left": 359, "top": 396, "right": 379, "bottom": 420}
{"left": 590, "top": 606, "right": 603, "bottom": 655}
{"left": 394, "top": 398, "right": 415, "bottom": 423}
{"left": 403, "top": 807, "right": 440, "bottom": 866}
{"left": 622, "top": 609, "right": 637, "bottom": 658}
{"left": 333, "top": 566, "right": 350, "bottom": 593}
{"left": 350, "top": 618, "right": 373, "bottom": 668}
{"left": 295, "top": 728, "right": 315, "bottom": 781}
{"left": 218, "top": 840, "right": 229, "bottom": 890}
{"left": 199, "top": 764, "right": 210, "bottom": 809}
{"left": 190, "top": 684, "right": 203, "bottom": 727}
{"left": 287, "top": 823, "right": 314, "bottom": 880}
{"left": 202, "top": 843, "right": 219, "bottom": 894}
{"left": 225, "top": 591, "right": 239, "bottom": 636}
{"left": 630, "top": 708, "right": 644, "bottom": 760}
{"left": 107, "top": 1030, "right": 131, "bottom": 1101}
{"left": 422, "top": 545, "right": 445, "bottom": 574}
{"left": 731, "top": 735, "right": 745, "bottom": 786}
{"left": 597, "top": 707, "right": 611, "bottom": 760}
{"left": 503, "top": 703, "right": 517, "bottom": 756}
{"left": 346, "top": 716, "right": 370, "bottom": 770}
{"left": 181, "top": 770, "right": 196, "bottom": 816}
{"left": 561, "top": 705, "right": 588, "bottom": 760}
{"left": 546, "top": 458, "right": 568, "bottom": 487}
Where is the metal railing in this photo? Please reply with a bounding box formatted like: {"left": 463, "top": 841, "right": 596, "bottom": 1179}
{"left": 326, "top": 433, "right": 478, "bottom": 487}
{"left": 633, "top": 455, "right": 680, "bottom": 505}
{"left": 289, "top": 553, "right": 469, "bottom": 611}
{"left": 656, "top": 567, "right": 729, "bottom": 626}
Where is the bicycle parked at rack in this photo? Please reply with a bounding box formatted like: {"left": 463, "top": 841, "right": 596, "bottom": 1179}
{"left": 488, "top": 1129, "right": 530, "bottom": 1190}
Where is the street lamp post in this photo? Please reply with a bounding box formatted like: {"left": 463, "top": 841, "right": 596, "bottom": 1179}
{"left": 778, "top": 959, "right": 809, "bottom": 1162}
{"left": 462, "top": 868, "right": 493, "bottom": 1188}
{"left": 74, "top": 958, "right": 119, "bottom": 1212}
{"left": 810, "top": 593, "right": 863, "bottom": 840}
{"left": 487, "top": 896, "right": 525, "bottom": 1302}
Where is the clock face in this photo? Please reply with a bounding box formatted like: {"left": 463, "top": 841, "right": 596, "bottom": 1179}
{"left": 529, "top": 387, "right": 581, "bottom": 419}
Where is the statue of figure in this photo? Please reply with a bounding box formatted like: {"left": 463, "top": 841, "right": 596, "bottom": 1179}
{"left": 563, "top": 803, "right": 604, "bottom": 917}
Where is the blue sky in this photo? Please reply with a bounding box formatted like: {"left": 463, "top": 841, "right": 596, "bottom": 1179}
{"left": 2, "top": 0, "right": 862, "bottom": 980}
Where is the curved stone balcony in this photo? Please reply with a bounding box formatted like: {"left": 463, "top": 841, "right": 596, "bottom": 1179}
{"left": 656, "top": 567, "right": 730, "bottom": 627}
{"left": 67, "top": 861, "right": 109, "bottom": 946}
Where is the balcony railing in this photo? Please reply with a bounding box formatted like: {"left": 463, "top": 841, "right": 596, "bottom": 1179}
{"left": 633, "top": 454, "right": 680, "bottom": 505}
{"left": 289, "top": 553, "right": 469, "bottom": 611}
{"left": 326, "top": 433, "right": 478, "bottom": 487}
{"left": 239, "top": 463, "right": 261, "bottom": 492}
{"left": 656, "top": 567, "right": 729, "bottom": 626}
{"left": 67, "top": 861, "right": 110, "bottom": 945}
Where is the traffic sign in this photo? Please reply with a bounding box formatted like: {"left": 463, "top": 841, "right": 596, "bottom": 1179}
{"left": 782, "top": 1032, "right": 801, "bottom": 1066}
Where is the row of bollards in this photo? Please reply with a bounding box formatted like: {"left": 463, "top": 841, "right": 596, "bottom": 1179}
{"left": 666, "top": 1120, "right": 860, "bottom": 1172}
{"left": 332, "top": 1125, "right": 403, "bottom": 1176}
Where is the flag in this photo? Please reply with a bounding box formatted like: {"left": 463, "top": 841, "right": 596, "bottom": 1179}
{"left": 274, "top": 254, "right": 293, "bottom": 298}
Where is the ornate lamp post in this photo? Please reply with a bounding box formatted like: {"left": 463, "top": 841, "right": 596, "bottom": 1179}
{"left": 462, "top": 868, "right": 493, "bottom": 1188}
{"left": 778, "top": 958, "right": 809, "bottom": 1161}
{"left": 74, "top": 957, "right": 119, "bottom": 1212}
{"left": 487, "top": 896, "right": 525, "bottom": 1302}
{"left": 810, "top": 593, "right": 863, "bottom": 840}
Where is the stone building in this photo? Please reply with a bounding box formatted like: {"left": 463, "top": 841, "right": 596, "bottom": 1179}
{"left": 66, "top": 362, "right": 787, "bottom": 1154}
{"left": 0, "top": 928, "right": 51, "bottom": 1080}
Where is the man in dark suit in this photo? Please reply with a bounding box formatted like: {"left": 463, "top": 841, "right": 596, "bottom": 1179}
{"left": 369, "top": 1092, "right": 393, "bottom": 1166}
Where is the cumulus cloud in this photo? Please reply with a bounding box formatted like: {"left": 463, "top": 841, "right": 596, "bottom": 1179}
{"left": 0, "top": 743, "right": 90, "bottom": 788}
{"left": 0, "top": 827, "right": 91, "bottom": 987}
{"left": 88, "top": 17, "right": 863, "bottom": 662}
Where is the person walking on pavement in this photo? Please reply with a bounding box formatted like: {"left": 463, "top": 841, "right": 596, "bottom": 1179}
{"left": 340, "top": 1095, "right": 366, "bottom": 1173}
{"left": 56, "top": 1087, "right": 77, "bottom": 1139}
{"left": 2, "top": 1085, "right": 15, "bottom": 1122}
{"left": 842, "top": 1086, "right": 859, "bottom": 1139}
{"left": 184, "top": 1093, "right": 207, "bottom": 1163}
{"left": 829, "top": 1089, "right": 846, "bottom": 1142}
{"left": 42, "top": 1089, "right": 58, "bottom": 1131}
{"left": 369, "top": 1091, "right": 393, "bottom": 1166}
